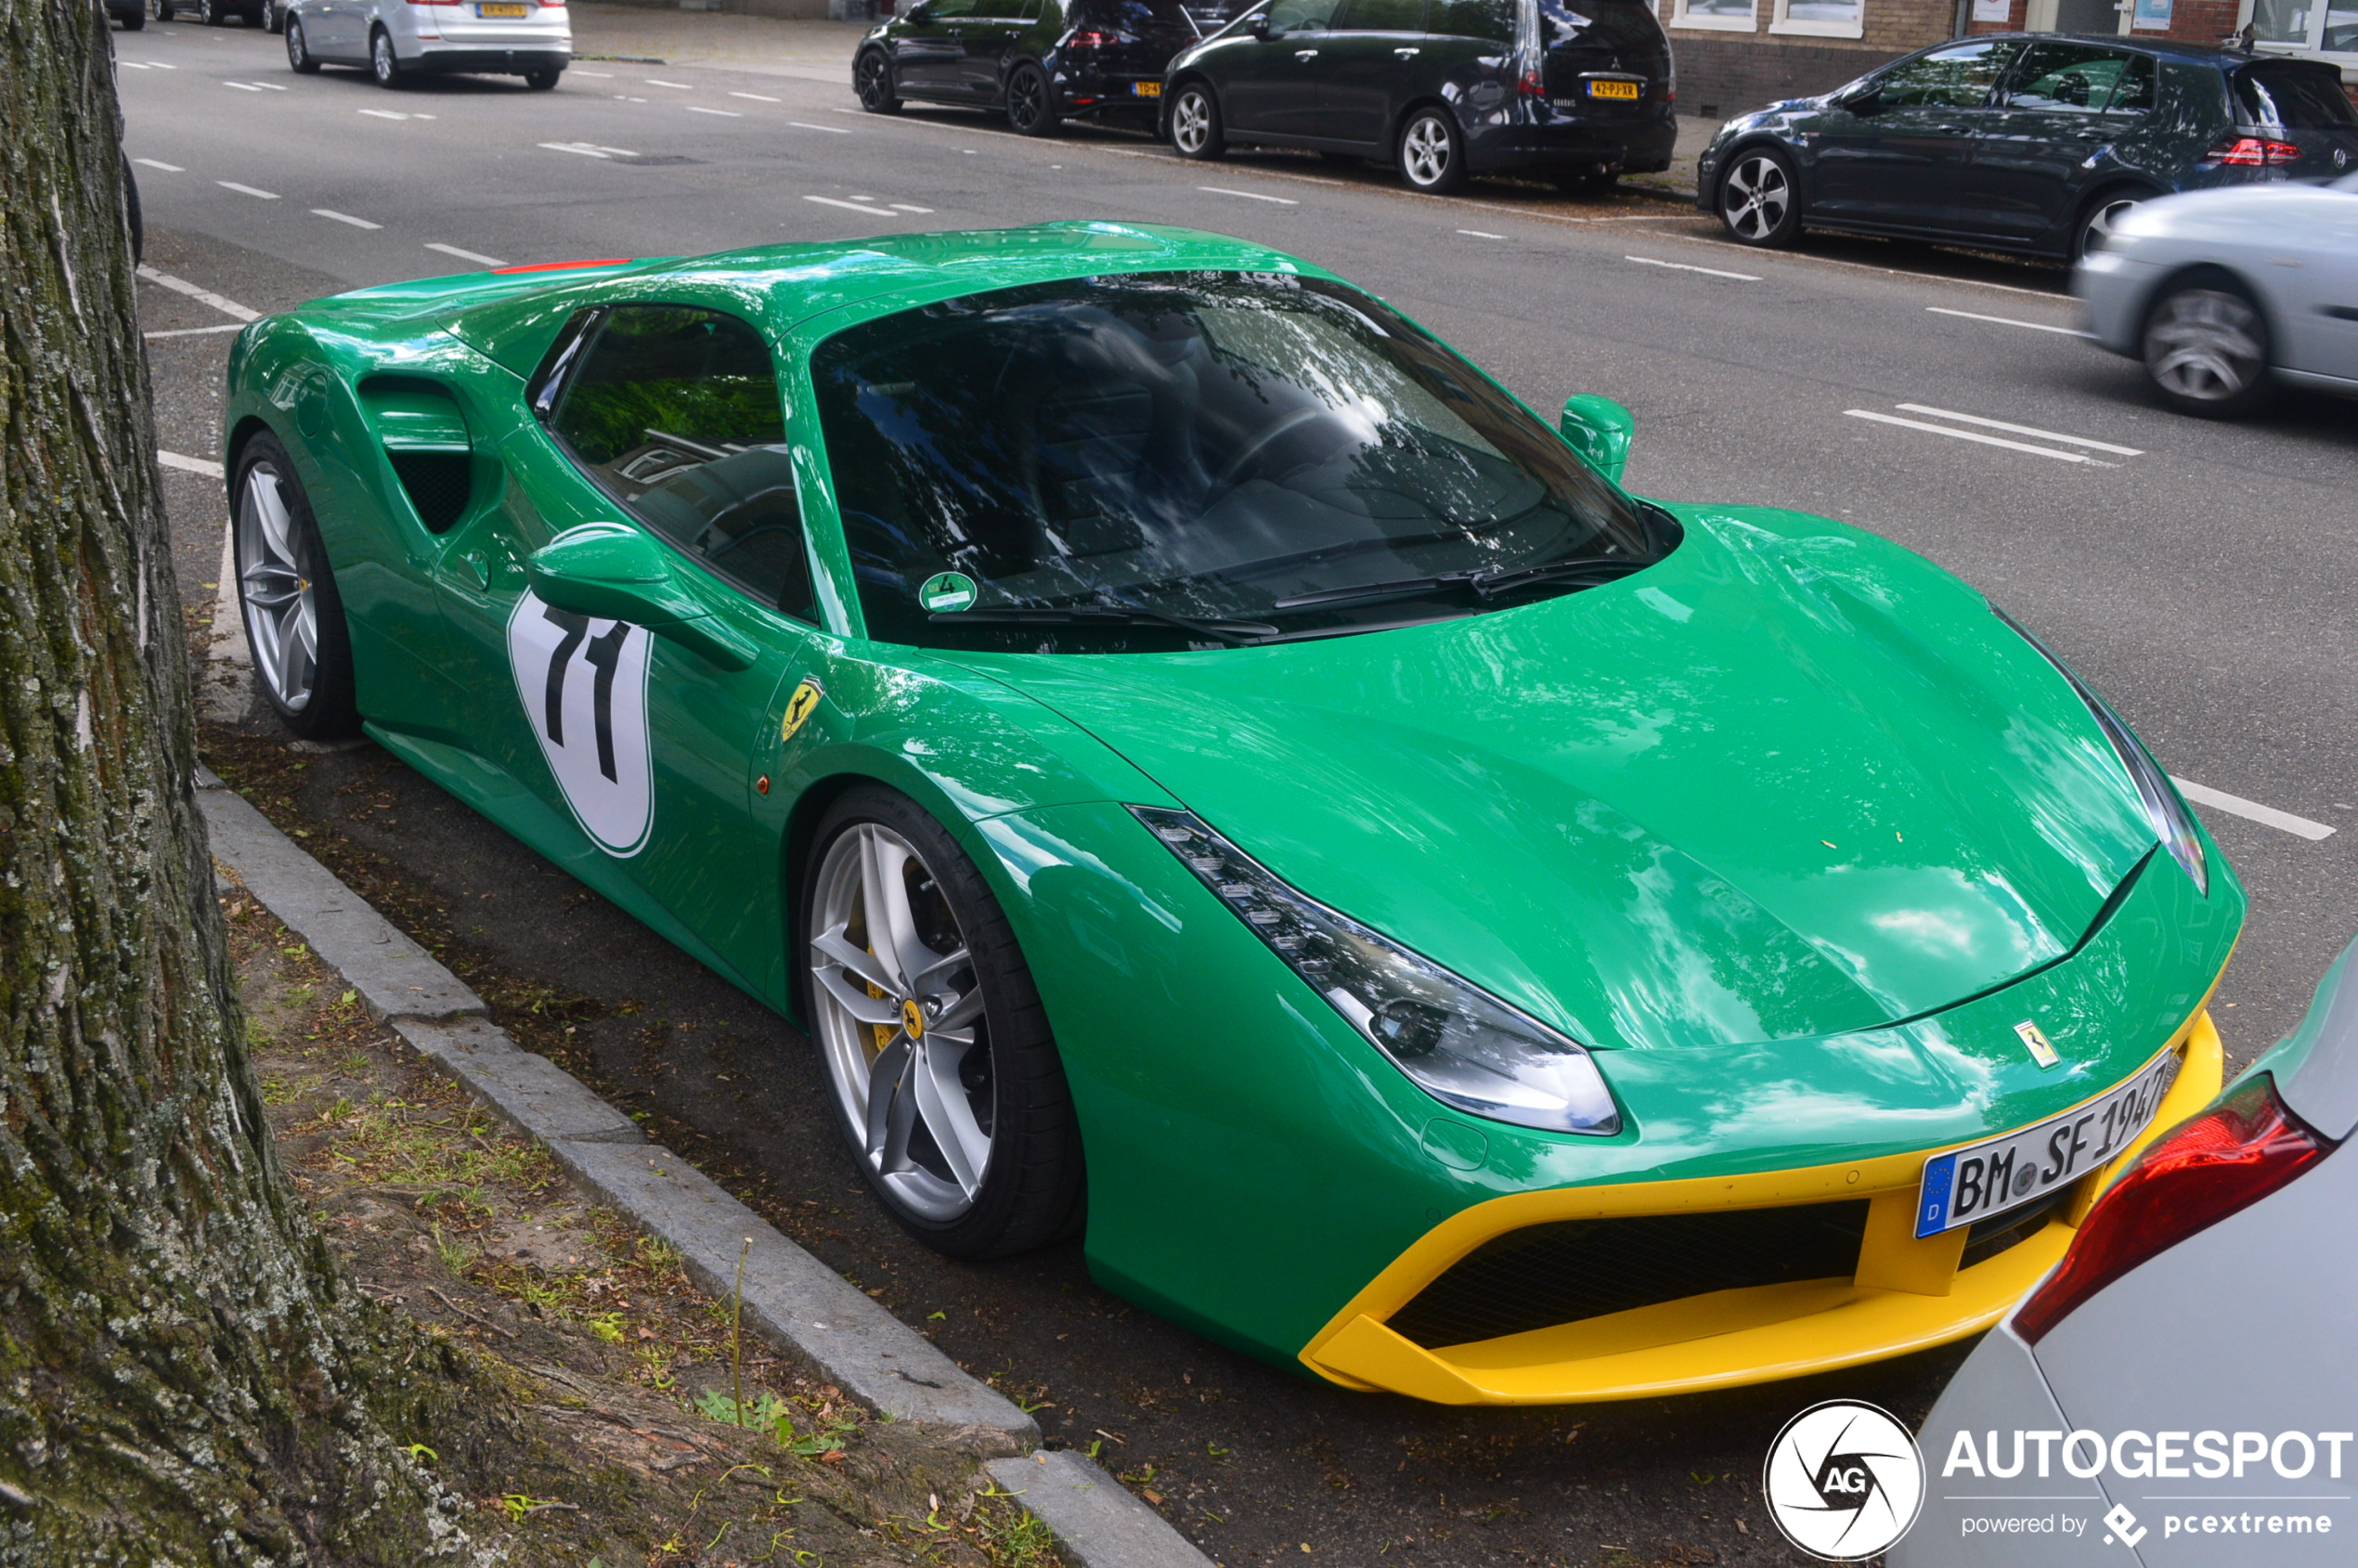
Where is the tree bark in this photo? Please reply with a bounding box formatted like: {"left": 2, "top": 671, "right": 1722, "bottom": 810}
{"left": 0, "top": 5, "right": 487, "bottom": 1562}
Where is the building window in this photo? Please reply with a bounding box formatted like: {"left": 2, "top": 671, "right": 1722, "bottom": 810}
{"left": 1768, "top": 0, "right": 1862, "bottom": 35}
{"left": 1669, "top": 0, "right": 1758, "bottom": 31}
{"left": 2247, "top": 0, "right": 2358, "bottom": 57}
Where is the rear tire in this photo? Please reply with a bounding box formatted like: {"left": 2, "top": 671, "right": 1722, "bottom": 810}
{"left": 200, "top": 0, "right": 225, "bottom": 23}
{"left": 122, "top": 7, "right": 148, "bottom": 29}
{"left": 1717, "top": 145, "right": 1801, "bottom": 247}
{"left": 232, "top": 433, "right": 362, "bottom": 741}
{"left": 1169, "top": 81, "right": 1224, "bottom": 161}
{"left": 264, "top": 0, "right": 282, "bottom": 32}
{"left": 2071, "top": 188, "right": 2146, "bottom": 263}
{"left": 524, "top": 68, "right": 560, "bottom": 89}
{"left": 1396, "top": 107, "right": 1467, "bottom": 194}
{"left": 286, "top": 16, "right": 319, "bottom": 71}
{"left": 2142, "top": 273, "right": 2274, "bottom": 420}
{"left": 855, "top": 48, "right": 902, "bottom": 114}
{"left": 370, "top": 27, "right": 405, "bottom": 87}
{"left": 1005, "top": 62, "right": 1057, "bottom": 136}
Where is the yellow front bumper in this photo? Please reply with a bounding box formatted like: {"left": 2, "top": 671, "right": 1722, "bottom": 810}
{"left": 1300, "top": 1009, "right": 2224, "bottom": 1406}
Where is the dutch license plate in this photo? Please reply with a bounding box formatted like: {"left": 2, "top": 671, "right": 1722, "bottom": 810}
{"left": 1914, "top": 1051, "right": 2178, "bottom": 1238}
{"left": 1133, "top": 80, "right": 1161, "bottom": 97}
{"left": 1587, "top": 79, "right": 1639, "bottom": 101}
{"left": 479, "top": 4, "right": 529, "bottom": 15}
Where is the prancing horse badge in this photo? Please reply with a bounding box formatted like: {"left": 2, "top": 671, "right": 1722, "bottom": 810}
{"left": 2015, "top": 1020, "right": 2061, "bottom": 1069}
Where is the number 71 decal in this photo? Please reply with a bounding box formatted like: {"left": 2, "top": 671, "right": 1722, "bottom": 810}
{"left": 508, "top": 590, "right": 654, "bottom": 857}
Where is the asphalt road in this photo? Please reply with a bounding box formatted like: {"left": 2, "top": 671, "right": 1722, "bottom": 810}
{"left": 122, "top": 13, "right": 2357, "bottom": 1565}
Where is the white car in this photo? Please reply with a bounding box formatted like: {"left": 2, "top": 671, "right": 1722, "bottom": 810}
{"left": 2076, "top": 174, "right": 2358, "bottom": 418}
{"left": 282, "top": 0, "right": 569, "bottom": 90}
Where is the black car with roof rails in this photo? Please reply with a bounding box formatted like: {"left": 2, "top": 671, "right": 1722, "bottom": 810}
{"left": 854, "top": 0, "right": 1204, "bottom": 136}
{"left": 1700, "top": 33, "right": 2358, "bottom": 261}
{"left": 1159, "top": 0, "right": 1675, "bottom": 194}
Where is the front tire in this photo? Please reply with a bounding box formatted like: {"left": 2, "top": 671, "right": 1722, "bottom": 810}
{"left": 1718, "top": 146, "right": 1800, "bottom": 247}
{"left": 1004, "top": 62, "right": 1057, "bottom": 137}
{"left": 2143, "top": 274, "right": 2274, "bottom": 419}
{"left": 524, "top": 67, "right": 560, "bottom": 89}
{"left": 1396, "top": 107, "right": 1467, "bottom": 194}
{"left": 803, "top": 787, "right": 1083, "bottom": 1260}
{"left": 233, "top": 433, "right": 361, "bottom": 740}
{"left": 1169, "top": 81, "right": 1224, "bottom": 161}
{"left": 855, "top": 48, "right": 902, "bottom": 114}
{"left": 369, "top": 27, "right": 405, "bottom": 88}
{"left": 286, "top": 16, "right": 319, "bottom": 71}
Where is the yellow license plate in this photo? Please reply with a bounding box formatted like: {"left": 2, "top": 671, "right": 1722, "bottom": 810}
{"left": 1587, "top": 79, "right": 1640, "bottom": 100}
{"left": 1133, "top": 80, "right": 1161, "bottom": 97}
{"left": 479, "top": 4, "right": 528, "bottom": 15}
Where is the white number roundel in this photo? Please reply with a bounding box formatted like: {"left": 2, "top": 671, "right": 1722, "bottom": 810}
{"left": 507, "top": 591, "right": 654, "bottom": 857}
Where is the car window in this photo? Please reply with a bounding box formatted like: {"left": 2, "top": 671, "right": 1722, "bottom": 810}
{"left": 545, "top": 305, "right": 818, "bottom": 625}
{"left": 2235, "top": 62, "right": 2358, "bottom": 128}
{"left": 2004, "top": 42, "right": 2135, "bottom": 114}
{"left": 968, "top": 0, "right": 1030, "bottom": 17}
{"left": 810, "top": 273, "right": 1662, "bottom": 653}
{"left": 1070, "top": 0, "right": 1201, "bottom": 29}
{"left": 2103, "top": 53, "right": 2155, "bottom": 113}
{"left": 1264, "top": 0, "right": 1341, "bottom": 31}
{"left": 1874, "top": 40, "right": 2022, "bottom": 110}
{"left": 1430, "top": 0, "right": 1513, "bottom": 43}
{"left": 916, "top": 0, "right": 978, "bottom": 18}
{"left": 1333, "top": 0, "right": 1426, "bottom": 27}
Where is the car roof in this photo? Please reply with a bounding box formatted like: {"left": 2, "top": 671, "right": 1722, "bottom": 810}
{"left": 1956, "top": 30, "right": 2268, "bottom": 64}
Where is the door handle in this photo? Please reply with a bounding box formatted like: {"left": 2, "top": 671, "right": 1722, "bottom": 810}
{"left": 1393, "top": 45, "right": 1419, "bottom": 57}
{"left": 1295, "top": 48, "right": 1318, "bottom": 60}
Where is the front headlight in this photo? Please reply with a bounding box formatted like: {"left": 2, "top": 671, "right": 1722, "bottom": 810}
{"left": 1996, "top": 607, "right": 2208, "bottom": 896}
{"left": 1131, "top": 807, "right": 1621, "bottom": 1136}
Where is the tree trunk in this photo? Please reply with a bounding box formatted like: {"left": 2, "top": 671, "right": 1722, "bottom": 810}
{"left": 0, "top": 5, "right": 486, "bottom": 1562}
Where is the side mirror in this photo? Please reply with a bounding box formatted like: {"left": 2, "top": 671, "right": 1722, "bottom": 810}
{"left": 525, "top": 523, "right": 756, "bottom": 669}
{"left": 1559, "top": 395, "right": 1634, "bottom": 486}
{"left": 1245, "top": 11, "right": 1270, "bottom": 35}
{"left": 1832, "top": 81, "right": 1881, "bottom": 113}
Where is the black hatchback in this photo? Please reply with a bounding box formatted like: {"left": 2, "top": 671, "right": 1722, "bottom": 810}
{"left": 854, "top": 0, "right": 1204, "bottom": 136}
{"left": 1699, "top": 35, "right": 2358, "bottom": 260}
{"left": 1160, "top": 0, "right": 1676, "bottom": 194}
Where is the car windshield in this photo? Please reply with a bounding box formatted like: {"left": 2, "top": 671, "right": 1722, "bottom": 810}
{"left": 810, "top": 272, "right": 1665, "bottom": 653}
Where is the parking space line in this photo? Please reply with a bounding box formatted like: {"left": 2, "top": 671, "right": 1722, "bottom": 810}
{"left": 1198, "top": 186, "right": 1299, "bottom": 204}
{"left": 2170, "top": 778, "right": 2336, "bottom": 841}
{"left": 1845, "top": 408, "right": 2090, "bottom": 462}
{"left": 136, "top": 265, "right": 259, "bottom": 322}
{"left": 425, "top": 242, "right": 508, "bottom": 266}
{"left": 804, "top": 194, "right": 900, "bottom": 217}
{"left": 158, "top": 450, "right": 225, "bottom": 478}
{"left": 790, "top": 121, "right": 852, "bottom": 134}
{"left": 217, "top": 181, "right": 279, "bottom": 200}
{"left": 1926, "top": 305, "right": 2095, "bottom": 339}
{"left": 1894, "top": 404, "right": 2141, "bottom": 455}
{"left": 145, "top": 323, "right": 246, "bottom": 340}
{"left": 134, "top": 158, "right": 183, "bottom": 172}
{"left": 1626, "top": 254, "right": 1758, "bottom": 281}
{"left": 312, "top": 208, "right": 382, "bottom": 228}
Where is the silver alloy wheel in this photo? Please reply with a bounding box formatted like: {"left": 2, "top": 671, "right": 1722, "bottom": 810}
{"left": 810, "top": 823, "right": 992, "bottom": 1224}
{"left": 1172, "top": 87, "right": 1213, "bottom": 155}
{"left": 1721, "top": 152, "right": 1790, "bottom": 241}
{"left": 1400, "top": 114, "right": 1452, "bottom": 188}
{"left": 236, "top": 462, "right": 318, "bottom": 713}
{"left": 372, "top": 30, "right": 397, "bottom": 84}
{"left": 2079, "top": 195, "right": 2138, "bottom": 256}
{"left": 2144, "top": 289, "right": 2266, "bottom": 403}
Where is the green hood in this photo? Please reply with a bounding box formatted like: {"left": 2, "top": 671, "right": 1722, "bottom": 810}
{"left": 957, "top": 507, "right": 2169, "bottom": 1052}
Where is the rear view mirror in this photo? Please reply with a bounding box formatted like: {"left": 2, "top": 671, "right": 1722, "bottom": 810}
{"left": 1559, "top": 395, "right": 1634, "bottom": 486}
{"left": 526, "top": 523, "right": 755, "bottom": 669}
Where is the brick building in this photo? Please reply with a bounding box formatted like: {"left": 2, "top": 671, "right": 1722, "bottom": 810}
{"left": 1658, "top": 0, "right": 2358, "bottom": 120}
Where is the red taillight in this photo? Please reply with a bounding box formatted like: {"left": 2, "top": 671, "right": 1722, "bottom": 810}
{"left": 405, "top": 0, "right": 461, "bottom": 7}
{"left": 1065, "top": 29, "right": 1122, "bottom": 47}
{"left": 490, "top": 257, "right": 634, "bottom": 274}
{"left": 2209, "top": 134, "right": 2304, "bottom": 166}
{"left": 2015, "top": 1076, "right": 2330, "bottom": 1343}
{"left": 1518, "top": 68, "right": 1545, "bottom": 97}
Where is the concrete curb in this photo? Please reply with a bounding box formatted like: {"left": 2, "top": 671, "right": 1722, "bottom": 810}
{"left": 194, "top": 772, "right": 1211, "bottom": 1562}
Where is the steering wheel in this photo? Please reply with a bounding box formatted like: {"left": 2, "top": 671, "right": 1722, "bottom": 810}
{"left": 1213, "top": 405, "right": 1349, "bottom": 489}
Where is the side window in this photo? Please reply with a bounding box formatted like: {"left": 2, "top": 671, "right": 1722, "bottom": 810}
{"left": 1265, "top": 0, "right": 1340, "bottom": 32}
{"left": 2104, "top": 53, "right": 2156, "bottom": 114}
{"left": 1428, "top": 0, "right": 1511, "bottom": 41}
{"left": 1875, "top": 41, "right": 2022, "bottom": 110}
{"left": 1334, "top": 0, "right": 1427, "bottom": 28}
{"left": 545, "top": 305, "right": 818, "bottom": 625}
{"left": 2005, "top": 42, "right": 2128, "bottom": 114}
{"left": 920, "top": 0, "right": 978, "bottom": 16}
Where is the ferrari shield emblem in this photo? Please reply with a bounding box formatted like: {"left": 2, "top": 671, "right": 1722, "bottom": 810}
{"left": 781, "top": 679, "right": 825, "bottom": 744}
{"left": 2014, "top": 1020, "right": 2061, "bottom": 1069}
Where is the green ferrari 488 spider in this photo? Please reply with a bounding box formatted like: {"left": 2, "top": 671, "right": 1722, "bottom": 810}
{"left": 222, "top": 223, "right": 2238, "bottom": 1405}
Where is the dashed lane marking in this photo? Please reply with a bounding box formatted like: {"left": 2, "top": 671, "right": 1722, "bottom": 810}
{"left": 730, "top": 91, "right": 780, "bottom": 102}
{"left": 224, "top": 81, "right": 262, "bottom": 92}
{"left": 216, "top": 181, "right": 279, "bottom": 200}
{"left": 137, "top": 265, "right": 259, "bottom": 322}
{"left": 1926, "top": 306, "right": 2095, "bottom": 338}
{"left": 887, "top": 202, "right": 934, "bottom": 214}
{"left": 1845, "top": 408, "right": 2095, "bottom": 463}
{"left": 687, "top": 105, "right": 741, "bottom": 117}
{"left": 1458, "top": 228, "right": 1504, "bottom": 239}
{"left": 425, "top": 241, "right": 508, "bottom": 267}
{"left": 1198, "top": 186, "right": 1299, "bottom": 204}
{"left": 1626, "top": 253, "right": 1758, "bottom": 281}
{"left": 159, "top": 450, "right": 225, "bottom": 477}
{"left": 135, "top": 158, "right": 182, "bottom": 172}
{"left": 313, "top": 209, "right": 382, "bottom": 228}
{"left": 803, "top": 194, "right": 900, "bottom": 217}
{"left": 1893, "top": 404, "right": 2141, "bottom": 455}
{"left": 644, "top": 78, "right": 693, "bottom": 89}
{"left": 790, "top": 121, "right": 852, "bottom": 134}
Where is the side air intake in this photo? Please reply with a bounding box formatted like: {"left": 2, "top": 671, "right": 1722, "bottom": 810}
{"left": 358, "top": 377, "right": 474, "bottom": 534}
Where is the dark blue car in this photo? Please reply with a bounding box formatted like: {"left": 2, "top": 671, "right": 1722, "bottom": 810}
{"left": 1699, "top": 34, "right": 2358, "bottom": 261}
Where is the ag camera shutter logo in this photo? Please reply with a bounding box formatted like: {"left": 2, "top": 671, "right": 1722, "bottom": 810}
{"left": 1763, "top": 1399, "right": 1925, "bottom": 1561}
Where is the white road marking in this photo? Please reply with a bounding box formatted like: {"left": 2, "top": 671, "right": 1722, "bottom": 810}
{"left": 687, "top": 105, "right": 741, "bottom": 117}
{"left": 143, "top": 60, "right": 175, "bottom": 68}
{"left": 224, "top": 81, "right": 263, "bottom": 92}
{"left": 573, "top": 68, "right": 614, "bottom": 76}
{"left": 312, "top": 208, "right": 382, "bottom": 228}
{"left": 644, "top": 78, "right": 692, "bottom": 88}
{"left": 359, "top": 108, "right": 411, "bottom": 120}
{"left": 425, "top": 242, "right": 508, "bottom": 266}
{"left": 1198, "top": 186, "right": 1299, "bottom": 204}
{"left": 216, "top": 181, "right": 279, "bottom": 200}
{"left": 539, "top": 141, "right": 611, "bottom": 158}
{"left": 145, "top": 323, "right": 246, "bottom": 339}
{"left": 790, "top": 121, "right": 852, "bottom": 134}
{"left": 594, "top": 145, "right": 639, "bottom": 155}
{"left": 730, "top": 90, "right": 780, "bottom": 102}
{"left": 136, "top": 265, "right": 259, "bottom": 322}
{"left": 887, "top": 202, "right": 934, "bottom": 213}
{"left": 1926, "top": 305, "right": 2095, "bottom": 339}
{"left": 2170, "top": 777, "right": 2336, "bottom": 841}
{"left": 252, "top": 81, "right": 288, "bottom": 91}
{"left": 803, "top": 194, "right": 900, "bottom": 217}
{"left": 1626, "top": 254, "right": 1759, "bottom": 281}
{"left": 134, "top": 158, "right": 183, "bottom": 172}
{"left": 121, "top": 60, "right": 151, "bottom": 69}
{"left": 1894, "top": 404, "right": 2142, "bottom": 456}
{"left": 1844, "top": 408, "right": 2090, "bottom": 462}
{"left": 1457, "top": 228, "right": 1504, "bottom": 238}
{"left": 159, "top": 450, "right": 226, "bottom": 477}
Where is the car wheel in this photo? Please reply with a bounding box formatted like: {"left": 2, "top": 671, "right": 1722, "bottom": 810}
{"left": 123, "top": 6, "right": 147, "bottom": 29}
{"left": 855, "top": 48, "right": 902, "bottom": 114}
{"left": 1005, "top": 62, "right": 1057, "bottom": 137}
{"left": 286, "top": 16, "right": 319, "bottom": 71}
{"left": 233, "top": 434, "right": 361, "bottom": 740}
{"left": 264, "top": 0, "right": 281, "bottom": 32}
{"left": 370, "top": 27, "right": 404, "bottom": 87}
{"left": 1170, "top": 81, "right": 1224, "bottom": 161}
{"left": 2142, "top": 275, "right": 2274, "bottom": 419}
{"left": 524, "top": 67, "right": 560, "bottom": 89}
{"left": 200, "top": 0, "right": 224, "bottom": 23}
{"left": 2071, "top": 189, "right": 2144, "bottom": 262}
{"left": 803, "top": 786, "right": 1085, "bottom": 1260}
{"left": 1396, "top": 107, "right": 1467, "bottom": 193}
{"left": 154, "top": 0, "right": 175, "bottom": 19}
{"left": 1718, "top": 147, "right": 1800, "bottom": 247}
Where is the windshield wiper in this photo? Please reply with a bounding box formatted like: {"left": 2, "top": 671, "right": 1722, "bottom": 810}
{"left": 1269, "top": 554, "right": 1645, "bottom": 613}
{"left": 930, "top": 605, "right": 1280, "bottom": 646}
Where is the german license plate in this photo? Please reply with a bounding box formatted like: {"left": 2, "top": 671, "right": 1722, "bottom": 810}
{"left": 1914, "top": 1051, "right": 2178, "bottom": 1238}
{"left": 479, "top": 4, "right": 528, "bottom": 15}
{"left": 1133, "top": 80, "right": 1161, "bottom": 97}
{"left": 1587, "top": 79, "right": 1639, "bottom": 101}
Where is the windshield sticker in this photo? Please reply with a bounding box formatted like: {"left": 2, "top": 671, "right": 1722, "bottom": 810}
{"left": 507, "top": 591, "right": 654, "bottom": 858}
{"left": 919, "top": 572, "right": 978, "bottom": 614}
